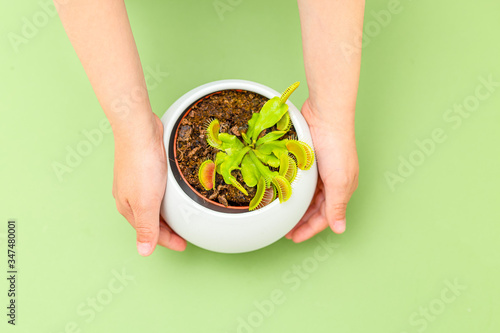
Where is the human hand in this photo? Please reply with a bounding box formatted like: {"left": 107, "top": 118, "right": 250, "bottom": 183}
{"left": 112, "top": 113, "right": 186, "bottom": 256}
{"left": 286, "top": 99, "right": 359, "bottom": 242}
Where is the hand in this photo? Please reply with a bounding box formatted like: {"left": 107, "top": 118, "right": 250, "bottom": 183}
{"left": 112, "top": 113, "right": 186, "bottom": 255}
{"left": 286, "top": 99, "right": 359, "bottom": 242}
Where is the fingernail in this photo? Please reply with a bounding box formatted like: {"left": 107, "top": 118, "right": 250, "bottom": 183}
{"left": 137, "top": 242, "right": 152, "bottom": 256}
{"left": 333, "top": 220, "right": 346, "bottom": 234}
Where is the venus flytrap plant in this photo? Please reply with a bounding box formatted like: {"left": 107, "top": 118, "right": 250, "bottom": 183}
{"left": 198, "top": 82, "right": 315, "bottom": 210}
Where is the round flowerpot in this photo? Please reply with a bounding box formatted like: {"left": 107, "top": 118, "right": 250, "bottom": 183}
{"left": 160, "top": 79, "right": 318, "bottom": 253}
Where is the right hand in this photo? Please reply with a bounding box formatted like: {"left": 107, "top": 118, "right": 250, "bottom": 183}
{"left": 112, "top": 113, "right": 186, "bottom": 256}
{"left": 285, "top": 99, "right": 359, "bottom": 242}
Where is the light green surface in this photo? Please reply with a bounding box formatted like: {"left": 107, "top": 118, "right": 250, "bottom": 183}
{"left": 1, "top": 0, "right": 499, "bottom": 332}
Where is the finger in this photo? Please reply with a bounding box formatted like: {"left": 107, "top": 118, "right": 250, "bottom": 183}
{"left": 158, "top": 223, "right": 187, "bottom": 251}
{"left": 291, "top": 202, "right": 329, "bottom": 243}
{"left": 132, "top": 201, "right": 161, "bottom": 257}
{"left": 299, "top": 189, "right": 325, "bottom": 224}
{"left": 285, "top": 181, "right": 324, "bottom": 239}
{"left": 158, "top": 217, "right": 187, "bottom": 251}
{"left": 285, "top": 226, "right": 301, "bottom": 239}
{"left": 285, "top": 203, "right": 320, "bottom": 239}
{"left": 325, "top": 189, "right": 350, "bottom": 234}
{"left": 285, "top": 190, "right": 325, "bottom": 239}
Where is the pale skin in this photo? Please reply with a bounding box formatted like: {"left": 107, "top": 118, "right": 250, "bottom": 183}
{"left": 55, "top": 0, "right": 364, "bottom": 256}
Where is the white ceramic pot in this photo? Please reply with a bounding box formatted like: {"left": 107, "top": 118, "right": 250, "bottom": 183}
{"left": 160, "top": 79, "right": 318, "bottom": 253}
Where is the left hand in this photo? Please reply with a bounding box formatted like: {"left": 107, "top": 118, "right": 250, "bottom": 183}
{"left": 286, "top": 99, "right": 359, "bottom": 242}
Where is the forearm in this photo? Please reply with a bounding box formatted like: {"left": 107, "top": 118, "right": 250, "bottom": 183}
{"left": 298, "top": 0, "right": 365, "bottom": 138}
{"left": 55, "top": 0, "right": 153, "bottom": 137}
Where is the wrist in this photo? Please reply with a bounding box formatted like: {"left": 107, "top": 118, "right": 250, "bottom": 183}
{"left": 304, "top": 98, "right": 356, "bottom": 140}
{"left": 111, "top": 111, "right": 162, "bottom": 147}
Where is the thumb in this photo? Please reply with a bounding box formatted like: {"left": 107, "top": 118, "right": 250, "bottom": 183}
{"left": 325, "top": 189, "right": 349, "bottom": 234}
{"left": 133, "top": 204, "right": 160, "bottom": 256}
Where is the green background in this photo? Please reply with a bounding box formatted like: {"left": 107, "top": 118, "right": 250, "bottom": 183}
{"left": 1, "top": 0, "right": 499, "bottom": 332}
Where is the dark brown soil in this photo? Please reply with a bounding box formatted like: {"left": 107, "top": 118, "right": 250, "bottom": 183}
{"left": 175, "top": 89, "right": 296, "bottom": 207}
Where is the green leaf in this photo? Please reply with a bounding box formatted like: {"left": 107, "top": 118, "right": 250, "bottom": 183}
{"left": 241, "top": 131, "right": 251, "bottom": 145}
{"left": 219, "top": 132, "right": 244, "bottom": 151}
{"left": 278, "top": 153, "right": 289, "bottom": 176}
{"left": 253, "top": 149, "right": 280, "bottom": 168}
{"left": 255, "top": 141, "right": 288, "bottom": 158}
{"left": 218, "top": 146, "right": 251, "bottom": 194}
{"left": 249, "top": 177, "right": 266, "bottom": 211}
{"left": 251, "top": 98, "right": 288, "bottom": 141}
{"left": 278, "top": 82, "right": 300, "bottom": 106}
{"left": 248, "top": 150, "right": 277, "bottom": 187}
{"left": 215, "top": 152, "right": 227, "bottom": 173}
{"left": 240, "top": 154, "right": 260, "bottom": 187}
{"left": 198, "top": 160, "right": 215, "bottom": 190}
{"left": 298, "top": 141, "right": 315, "bottom": 170}
{"left": 279, "top": 154, "right": 297, "bottom": 183}
{"left": 250, "top": 82, "right": 300, "bottom": 141}
{"left": 205, "top": 119, "right": 222, "bottom": 149}
{"left": 229, "top": 175, "right": 248, "bottom": 196}
{"left": 245, "top": 112, "right": 260, "bottom": 144}
{"left": 271, "top": 175, "right": 292, "bottom": 203}
{"left": 249, "top": 177, "right": 275, "bottom": 211}
{"left": 276, "top": 112, "right": 291, "bottom": 131}
{"left": 255, "top": 131, "right": 287, "bottom": 146}
{"left": 286, "top": 140, "right": 315, "bottom": 170}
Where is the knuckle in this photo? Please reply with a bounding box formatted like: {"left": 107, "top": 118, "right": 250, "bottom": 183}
{"left": 115, "top": 200, "right": 128, "bottom": 217}
{"left": 133, "top": 203, "right": 152, "bottom": 217}
{"left": 135, "top": 224, "right": 156, "bottom": 241}
{"left": 332, "top": 202, "right": 348, "bottom": 212}
{"left": 134, "top": 197, "right": 157, "bottom": 212}
{"left": 326, "top": 173, "right": 351, "bottom": 190}
{"left": 337, "top": 174, "right": 351, "bottom": 189}
{"left": 327, "top": 170, "right": 359, "bottom": 194}
{"left": 331, "top": 202, "right": 348, "bottom": 219}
